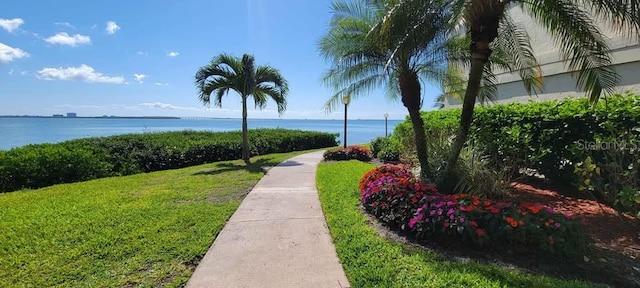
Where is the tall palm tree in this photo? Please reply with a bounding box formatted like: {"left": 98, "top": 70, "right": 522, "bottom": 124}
{"left": 195, "top": 53, "right": 288, "bottom": 162}
{"left": 443, "top": 0, "right": 640, "bottom": 175}
{"left": 381, "top": 0, "right": 640, "bottom": 178}
{"left": 319, "top": 0, "right": 454, "bottom": 180}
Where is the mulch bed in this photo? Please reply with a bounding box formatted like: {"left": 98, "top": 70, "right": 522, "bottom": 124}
{"left": 507, "top": 179, "right": 640, "bottom": 287}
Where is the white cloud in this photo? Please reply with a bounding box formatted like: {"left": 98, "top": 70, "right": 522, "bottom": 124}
{"left": 0, "top": 42, "right": 29, "bottom": 63}
{"left": 0, "top": 18, "right": 24, "bottom": 32}
{"left": 166, "top": 51, "right": 179, "bottom": 57}
{"left": 133, "top": 73, "right": 147, "bottom": 83}
{"left": 105, "top": 21, "right": 120, "bottom": 35}
{"left": 36, "top": 64, "right": 125, "bottom": 84}
{"left": 45, "top": 32, "right": 91, "bottom": 46}
{"left": 54, "top": 22, "right": 75, "bottom": 29}
{"left": 154, "top": 82, "right": 169, "bottom": 86}
{"left": 139, "top": 102, "right": 198, "bottom": 110}
{"left": 137, "top": 51, "right": 148, "bottom": 55}
{"left": 20, "top": 70, "right": 27, "bottom": 76}
{"left": 8, "top": 69, "right": 14, "bottom": 75}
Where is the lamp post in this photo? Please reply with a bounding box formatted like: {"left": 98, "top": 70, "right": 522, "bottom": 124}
{"left": 342, "top": 95, "right": 351, "bottom": 148}
{"left": 384, "top": 113, "right": 389, "bottom": 137}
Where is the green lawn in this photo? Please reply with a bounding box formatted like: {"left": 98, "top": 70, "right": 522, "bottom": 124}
{"left": 316, "top": 160, "right": 597, "bottom": 288}
{"left": 0, "top": 150, "right": 311, "bottom": 287}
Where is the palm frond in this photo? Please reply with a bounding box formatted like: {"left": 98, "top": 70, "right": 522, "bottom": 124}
{"left": 194, "top": 53, "right": 288, "bottom": 113}
{"left": 525, "top": 0, "right": 620, "bottom": 103}
{"left": 323, "top": 73, "right": 389, "bottom": 113}
{"left": 491, "top": 14, "right": 544, "bottom": 95}
{"left": 577, "top": 0, "right": 640, "bottom": 36}
{"left": 478, "top": 64, "right": 498, "bottom": 105}
{"left": 320, "top": 0, "right": 454, "bottom": 113}
{"left": 439, "top": 62, "right": 467, "bottom": 105}
{"left": 255, "top": 84, "right": 287, "bottom": 114}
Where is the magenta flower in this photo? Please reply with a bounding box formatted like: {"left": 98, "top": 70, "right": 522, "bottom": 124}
{"left": 408, "top": 218, "right": 417, "bottom": 228}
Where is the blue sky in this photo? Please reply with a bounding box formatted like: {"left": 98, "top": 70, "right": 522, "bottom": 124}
{"left": 0, "top": 0, "right": 441, "bottom": 120}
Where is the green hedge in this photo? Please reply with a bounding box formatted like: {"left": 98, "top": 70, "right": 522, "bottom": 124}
{"left": 395, "top": 93, "right": 640, "bottom": 209}
{"left": 0, "top": 129, "right": 338, "bottom": 192}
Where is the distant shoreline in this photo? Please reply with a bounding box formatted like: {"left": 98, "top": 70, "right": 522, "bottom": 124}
{"left": 0, "top": 115, "right": 181, "bottom": 120}
{"left": 0, "top": 115, "right": 404, "bottom": 121}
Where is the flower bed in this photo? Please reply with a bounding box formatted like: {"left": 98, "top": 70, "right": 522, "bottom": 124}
{"left": 359, "top": 165, "right": 590, "bottom": 257}
{"left": 323, "top": 145, "right": 372, "bottom": 161}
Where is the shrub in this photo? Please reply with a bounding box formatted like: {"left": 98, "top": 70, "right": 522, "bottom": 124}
{"left": 407, "top": 193, "right": 590, "bottom": 257}
{"left": 395, "top": 93, "right": 640, "bottom": 212}
{"left": 359, "top": 165, "right": 437, "bottom": 228}
{"left": 0, "top": 144, "right": 113, "bottom": 191}
{"left": 0, "top": 129, "right": 338, "bottom": 192}
{"left": 359, "top": 166, "right": 591, "bottom": 257}
{"left": 370, "top": 137, "right": 401, "bottom": 163}
{"left": 323, "top": 145, "right": 372, "bottom": 161}
{"left": 370, "top": 137, "right": 386, "bottom": 156}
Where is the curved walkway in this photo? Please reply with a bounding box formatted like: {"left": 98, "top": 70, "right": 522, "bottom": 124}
{"left": 186, "top": 151, "right": 350, "bottom": 288}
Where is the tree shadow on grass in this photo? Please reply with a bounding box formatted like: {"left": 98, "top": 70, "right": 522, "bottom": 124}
{"left": 192, "top": 157, "right": 303, "bottom": 176}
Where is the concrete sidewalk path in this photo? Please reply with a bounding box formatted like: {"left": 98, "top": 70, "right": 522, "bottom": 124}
{"left": 186, "top": 151, "right": 351, "bottom": 288}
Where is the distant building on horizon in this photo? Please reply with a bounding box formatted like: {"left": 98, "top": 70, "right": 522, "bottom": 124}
{"left": 66, "top": 112, "right": 77, "bottom": 118}
{"left": 53, "top": 114, "right": 64, "bottom": 117}
{"left": 442, "top": 5, "right": 640, "bottom": 108}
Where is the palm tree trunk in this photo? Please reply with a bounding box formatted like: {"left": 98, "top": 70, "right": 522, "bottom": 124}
{"left": 399, "top": 70, "right": 432, "bottom": 180}
{"left": 445, "top": 45, "right": 491, "bottom": 176}
{"left": 408, "top": 107, "right": 432, "bottom": 180}
{"left": 241, "top": 95, "right": 250, "bottom": 162}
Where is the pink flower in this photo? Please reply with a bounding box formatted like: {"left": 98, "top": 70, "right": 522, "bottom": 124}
{"left": 408, "top": 218, "right": 418, "bottom": 228}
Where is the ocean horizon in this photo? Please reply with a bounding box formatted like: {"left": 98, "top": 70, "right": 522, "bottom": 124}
{"left": 0, "top": 117, "right": 403, "bottom": 150}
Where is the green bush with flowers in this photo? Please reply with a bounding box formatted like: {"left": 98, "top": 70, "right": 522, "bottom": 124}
{"left": 323, "top": 145, "right": 372, "bottom": 161}
{"left": 358, "top": 165, "right": 437, "bottom": 228}
{"left": 359, "top": 165, "right": 590, "bottom": 257}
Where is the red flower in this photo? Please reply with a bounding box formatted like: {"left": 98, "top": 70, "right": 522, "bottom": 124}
{"left": 476, "top": 228, "right": 486, "bottom": 237}
{"left": 506, "top": 217, "right": 517, "bottom": 227}
{"left": 527, "top": 204, "right": 543, "bottom": 214}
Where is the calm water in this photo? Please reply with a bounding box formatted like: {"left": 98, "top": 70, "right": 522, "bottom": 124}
{"left": 0, "top": 117, "right": 403, "bottom": 150}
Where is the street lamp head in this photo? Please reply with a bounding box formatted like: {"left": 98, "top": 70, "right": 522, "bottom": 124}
{"left": 342, "top": 94, "right": 351, "bottom": 105}
{"left": 384, "top": 113, "right": 389, "bottom": 119}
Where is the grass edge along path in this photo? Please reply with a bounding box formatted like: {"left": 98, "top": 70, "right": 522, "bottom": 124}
{"left": 316, "top": 160, "right": 597, "bottom": 288}
{"left": 0, "top": 150, "right": 315, "bottom": 287}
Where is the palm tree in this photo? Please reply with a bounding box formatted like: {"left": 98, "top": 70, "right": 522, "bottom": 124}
{"left": 195, "top": 54, "right": 288, "bottom": 162}
{"left": 442, "top": 0, "right": 640, "bottom": 175}
{"left": 319, "top": 0, "right": 454, "bottom": 180}
{"left": 380, "top": 0, "right": 639, "bottom": 177}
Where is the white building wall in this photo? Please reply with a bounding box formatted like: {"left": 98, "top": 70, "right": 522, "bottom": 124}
{"left": 444, "top": 6, "right": 640, "bottom": 107}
